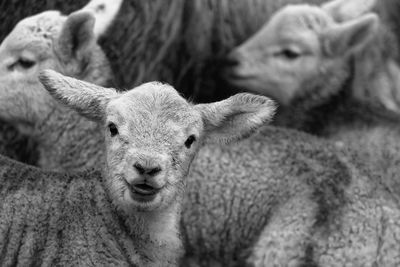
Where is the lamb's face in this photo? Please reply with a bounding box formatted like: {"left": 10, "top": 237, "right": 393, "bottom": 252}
{"left": 39, "top": 70, "right": 277, "bottom": 214}
{"left": 104, "top": 83, "right": 203, "bottom": 212}
{"left": 224, "top": 2, "right": 377, "bottom": 106}
{"left": 0, "top": 10, "right": 106, "bottom": 133}
{"left": 225, "top": 6, "right": 330, "bottom": 105}
{"left": 0, "top": 11, "right": 65, "bottom": 130}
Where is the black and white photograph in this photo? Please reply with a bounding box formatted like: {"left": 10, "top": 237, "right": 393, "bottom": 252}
{"left": 0, "top": 0, "right": 400, "bottom": 266}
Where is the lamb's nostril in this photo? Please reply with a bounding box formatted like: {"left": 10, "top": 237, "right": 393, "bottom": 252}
{"left": 147, "top": 167, "right": 162, "bottom": 176}
{"left": 133, "top": 162, "right": 145, "bottom": 175}
{"left": 133, "top": 162, "right": 162, "bottom": 176}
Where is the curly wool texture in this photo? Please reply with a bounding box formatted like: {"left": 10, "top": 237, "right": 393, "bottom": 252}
{"left": 0, "top": 0, "right": 398, "bottom": 163}
{"left": 0, "top": 155, "right": 144, "bottom": 266}
{"left": 276, "top": 75, "right": 400, "bottom": 201}
{"left": 0, "top": 0, "right": 83, "bottom": 159}
{"left": 1, "top": 126, "right": 400, "bottom": 266}
{"left": 269, "top": 6, "right": 400, "bottom": 201}
{"left": 1, "top": 2, "right": 400, "bottom": 265}
{"left": 0, "top": 0, "right": 324, "bottom": 166}
{"left": 183, "top": 126, "right": 400, "bottom": 266}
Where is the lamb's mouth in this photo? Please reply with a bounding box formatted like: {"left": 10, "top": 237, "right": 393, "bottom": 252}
{"left": 126, "top": 182, "right": 163, "bottom": 202}
{"left": 131, "top": 183, "right": 160, "bottom": 195}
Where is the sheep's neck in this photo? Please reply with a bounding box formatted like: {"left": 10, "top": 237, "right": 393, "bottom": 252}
{"left": 279, "top": 40, "right": 400, "bottom": 137}
{"left": 33, "top": 103, "right": 104, "bottom": 172}
{"left": 102, "top": 181, "right": 183, "bottom": 267}
{"left": 126, "top": 203, "right": 183, "bottom": 266}
{"left": 331, "top": 50, "right": 400, "bottom": 134}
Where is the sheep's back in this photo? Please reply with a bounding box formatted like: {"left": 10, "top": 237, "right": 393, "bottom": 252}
{"left": 183, "top": 125, "right": 400, "bottom": 266}
{"left": 183, "top": 126, "right": 352, "bottom": 264}
{"left": 0, "top": 156, "right": 139, "bottom": 266}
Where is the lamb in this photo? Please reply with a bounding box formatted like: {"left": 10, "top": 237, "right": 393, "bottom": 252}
{"left": 4, "top": 0, "right": 400, "bottom": 102}
{"left": 99, "top": 0, "right": 331, "bottom": 100}
{"left": 0, "top": 8, "right": 116, "bottom": 170}
{"left": 36, "top": 71, "right": 400, "bottom": 267}
{"left": 3, "top": 1, "right": 400, "bottom": 266}
{"left": 0, "top": 69, "right": 275, "bottom": 266}
{"left": 0, "top": 0, "right": 122, "bottom": 161}
{"left": 82, "top": 0, "right": 400, "bottom": 100}
{"left": 224, "top": 0, "right": 400, "bottom": 194}
{"left": 0, "top": 0, "right": 331, "bottom": 101}
{"left": 0, "top": 0, "right": 331, "bottom": 170}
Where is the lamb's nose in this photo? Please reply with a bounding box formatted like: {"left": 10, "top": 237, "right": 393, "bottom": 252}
{"left": 133, "top": 162, "right": 162, "bottom": 176}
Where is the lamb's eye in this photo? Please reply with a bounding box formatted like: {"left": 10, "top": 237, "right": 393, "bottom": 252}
{"left": 108, "top": 123, "right": 119, "bottom": 137}
{"left": 278, "top": 49, "right": 300, "bottom": 60}
{"left": 184, "top": 135, "right": 196, "bottom": 149}
{"left": 18, "top": 58, "right": 36, "bottom": 69}
{"left": 7, "top": 58, "right": 36, "bottom": 71}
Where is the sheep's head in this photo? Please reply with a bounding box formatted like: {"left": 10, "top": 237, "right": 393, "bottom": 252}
{"left": 0, "top": 10, "right": 110, "bottom": 133}
{"left": 224, "top": 0, "right": 378, "bottom": 106}
{"left": 38, "top": 70, "right": 276, "bottom": 212}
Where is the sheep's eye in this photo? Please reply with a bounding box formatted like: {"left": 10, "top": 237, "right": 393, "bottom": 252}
{"left": 8, "top": 58, "right": 36, "bottom": 71}
{"left": 16, "top": 58, "right": 36, "bottom": 69}
{"left": 18, "top": 58, "right": 36, "bottom": 69}
{"left": 279, "top": 49, "right": 300, "bottom": 60}
{"left": 184, "top": 135, "right": 196, "bottom": 149}
{"left": 108, "top": 123, "right": 119, "bottom": 137}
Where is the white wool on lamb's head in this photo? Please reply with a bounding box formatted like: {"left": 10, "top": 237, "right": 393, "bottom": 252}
{"left": 39, "top": 69, "right": 276, "bottom": 213}
{"left": 225, "top": 0, "right": 378, "bottom": 106}
{"left": 0, "top": 8, "right": 112, "bottom": 135}
{"left": 8, "top": 11, "right": 66, "bottom": 51}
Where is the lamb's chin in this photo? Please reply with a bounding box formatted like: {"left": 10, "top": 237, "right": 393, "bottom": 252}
{"left": 123, "top": 189, "right": 164, "bottom": 212}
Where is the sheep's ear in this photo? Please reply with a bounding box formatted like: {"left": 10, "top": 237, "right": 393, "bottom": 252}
{"left": 321, "top": 14, "right": 378, "bottom": 57}
{"left": 322, "top": 0, "right": 376, "bottom": 22}
{"left": 80, "top": 0, "right": 123, "bottom": 38}
{"left": 38, "top": 70, "right": 117, "bottom": 121}
{"left": 195, "top": 93, "right": 276, "bottom": 144}
{"left": 56, "top": 11, "right": 95, "bottom": 63}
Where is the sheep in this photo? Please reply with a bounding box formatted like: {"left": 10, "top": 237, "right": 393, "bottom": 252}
{"left": 0, "top": 0, "right": 122, "bottom": 161}
{"left": 0, "top": 0, "right": 334, "bottom": 169}
{"left": 0, "top": 0, "right": 333, "bottom": 165}
{"left": 4, "top": 0, "right": 400, "bottom": 101}
{"left": 0, "top": 69, "right": 276, "bottom": 266}
{"left": 37, "top": 71, "right": 400, "bottom": 267}
{"left": 3, "top": 1, "right": 400, "bottom": 266}
{"left": 0, "top": 7, "right": 117, "bottom": 170}
{"left": 1, "top": 60, "right": 399, "bottom": 266}
{"left": 224, "top": 0, "right": 400, "bottom": 195}
{"left": 0, "top": 0, "right": 331, "bottom": 101}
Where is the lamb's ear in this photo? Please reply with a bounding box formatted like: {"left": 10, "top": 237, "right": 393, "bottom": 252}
{"left": 81, "top": 0, "right": 123, "bottom": 38}
{"left": 38, "top": 70, "right": 117, "bottom": 121}
{"left": 321, "top": 14, "right": 378, "bottom": 57}
{"left": 56, "top": 11, "right": 95, "bottom": 63}
{"left": 195, "top": 93, "right": 276, "bottom": 144}
{"left": 322, "top": 0, "right": 376, "bottom": 22}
